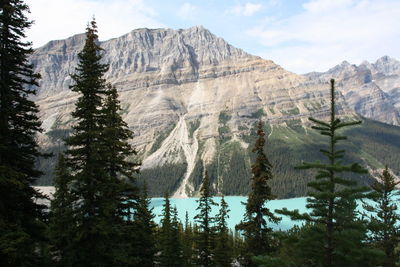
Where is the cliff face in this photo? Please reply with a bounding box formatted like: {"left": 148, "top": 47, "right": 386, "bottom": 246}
{"left": 306, "top": 56, "right": 400, "bottom": 125}
{"left": 31, "top": 26, "right": 399, "bottom": 197}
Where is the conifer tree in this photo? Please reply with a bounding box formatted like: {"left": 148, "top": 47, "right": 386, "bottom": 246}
{"left": 171, "top": 206, "right": 184, "bottom": 266}
{"left": 194, "top": 170, "right": 217, "bottom": 267}
{"left": 213, "top": 196, "right": 233, "bottom": 267}
{"left": 59, "top": 20, "right": 139, "bottom": 266}
{"left": 276, "top": 79, "right": 380, "bottom": 267}
{"left": 236, "top": 120, "right": 280, "bottom": 265}
{"left": 363, "top": 167, "right": 400, "bottom": 267}
{"left": 99, "top": 83, "right": 141, "bottom": 264}
{"left": 63, "top": 19, "right": 112, "bottom": 266}
{"left": 48, "top": 154, "right": 75, "bottom": 267}
{"left": 100, "top": 83, "right": 139, "bottom": 211}
{"left": 0, "top": 1, "right": 47, "bottom": 265}
{"left": 159, "top": 193, "right": 182, "bottom": 266}
{"left": 182, "top": 211, "right": 194, "bottom": 267}
{"left": 131, "top": 184, "right": 156, "bottom": 266}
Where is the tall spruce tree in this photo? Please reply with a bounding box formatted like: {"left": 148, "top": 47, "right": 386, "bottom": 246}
{"left": 213, "top": 196, "right": 233, "bottom": 267}
{"left": 171, "top": 206, "right": 184, "bottom": 266}
{"left": 276, "top": 79, "right": 381, "bottom": 267}
{"left": 0, "top": 1, "right": 47, "bottom": 265}
{"left": 194, "top": 170, "right": 218, "bottom": 267}
{"left": 99, "top": 83, "right": 141, "bottom": 265}
{"left": 182, "top": 211, "right": 194, "bottom": 267}
{"left": 159, "top": 193, "right": 182, "bottom": 266}
{"left": 58, "top": 19, "right": 139, "bottom": 266}
{"left": 63, "top": 19, "right": 112, "bottom": 266}
{"left": 131, "top": 184, "right": 156, "bottom": 267}
{"left": 100, "top": 83, "right": 139, "bottom": 209}
{"left": 236, "top": 120, "right": 280, "bottom": 265}
{"left": 48, "top": 154, "right": 75, "bottom": 267}
{"left": 363, "top": 167, "right": 400, "bottom": 267}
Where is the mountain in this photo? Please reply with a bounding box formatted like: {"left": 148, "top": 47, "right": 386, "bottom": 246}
{"left": 32, "top": 26, "right": 400, "bottom": 198}
{"left": 306, "top": 56, "right": 400, "bottom": 125}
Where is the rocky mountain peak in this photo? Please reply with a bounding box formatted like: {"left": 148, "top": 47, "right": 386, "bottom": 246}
{"left": 373, "top": 55, "right": 400, "bottom": 75}
{"left": 325, "top": 60, "right": 357, "bottom": 80}
{"left": 31, "top": 26, "right": 400, "bottom": 197}
{"left": 306, "top": 56, "right": 400, "bottom": 126}
{"left": 31, "top": 26, "right": 257, "bottom": 99}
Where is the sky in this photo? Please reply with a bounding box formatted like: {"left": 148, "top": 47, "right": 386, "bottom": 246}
{"left": 25, "top": 0, "right": 400, "bottom": 74}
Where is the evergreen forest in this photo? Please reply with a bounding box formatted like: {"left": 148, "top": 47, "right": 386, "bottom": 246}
{"left": 1, "top": 1, "right": 400, "bottom": 266}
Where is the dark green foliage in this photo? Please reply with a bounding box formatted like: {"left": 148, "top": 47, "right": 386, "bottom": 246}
{"left": 48, "top": 154, "right": 75, "bottom": 266}
{"left": 131, "top": 185, "right": 157, "bottom": 266}
{"left": 286, "top": 119, "right": 306, "bottom": 134}
{"left": 182, "top": 211, "right": 195, "bottom": 266}
{"left": 138, "top": 162, "right": 187, "bottom": 196}
{"left": 252, "top": 255, "right": 294, "bottom": 267}
{"left": 0, "top": 1, "right": 47, "bottom": 265}
{"left": 205, "top": 141, "right": 251, "bottom": 195}
{"left": 236, "top": 121, "right": 281, "bottom": 265}
{"left": 37, "top": 117, "right": 400, "bottom": 199}
{"left": 194, "top": 171, "right": 218, "bottom": 267}
{"left": 218, "top": 111, "right": 232, "bottom": 142}
{"left": 100, "top": 84, "right": 139, "bottom": 181}
{"left": 250, "top": 108, "right": 265, "bottom": 119}
{"left": 61, "top": 20, "right": 116, "bottom": 266}
{"left": 363, "top": 167, "right": 400, "bottom": 267}
{"left": 171, "top": 206, "right": 184, "bottom": 266}
{"left": 218, "top": 111, "right": 231, "bottom": 124}
{"left": 213, "top": 196, "right": 233, "bottom": 267}
{"left": 159, "top": 193, "right": 182, "bottom": 266}
{"left": 50, "top": 20, "right": 140, "bottom": 266}
{"left": 220, "top": 146, "right": 251, "bottom": 195}
{"left": 190, "top": 160, "right": 205, "bottom": 190}
{"left": 218, "top": 125, "right": 231, "bottom": 142}
{"left": 276, "top": 79, "right": 379, "bottom": 267}
{"left": 346, "top": 118, "right": 400, "bottom": 173}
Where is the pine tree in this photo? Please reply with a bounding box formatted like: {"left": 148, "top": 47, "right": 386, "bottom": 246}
{"left": 363, "top": 167, "right": 400, "bottom": 267}
{"left": 159, "top": 193, "right": 182, "bottom": 266}
{"left": 213, "top": 196, "right": 233, "bottom": 267}
{"left": 62, "top": 19, "right": 112, "bottom": 266}
{"left": 171, "top": 206, "right": 184, "bottom": 266}
{"left": 0, "top": 1, "right": 47, "bottom": 265}
{"left": 182, "top": 211, "right": 194, "bottom": 267}
{"left": 276, "top": 79, "right": 381, "bottom": 267}
{"left": 48, "top": 154, "right": 75, "bottom": 267}
{"left": 131, "top": 184, "right": 157, "bottom": 267}
{"left": 60, "top": 19, "right": 140, "bottom": 266}
{"left": 194, "top": 170, "right": 217, "bottom": 267}
{"left": 99, "top": 83, "right": 141, "bottom": 265}
{"left": 100, "top": 83, "right": 139, "bottom": 211}
{"left": 235, "top": 120, "right": 280, "bottom": 265}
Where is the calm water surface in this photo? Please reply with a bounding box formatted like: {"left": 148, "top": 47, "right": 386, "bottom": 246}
{"left": 150, "top": 196, "right": 309, "bottom": 231}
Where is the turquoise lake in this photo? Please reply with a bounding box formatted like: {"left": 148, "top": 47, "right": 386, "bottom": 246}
{"left": 150, "top": 196, "right": 309, "bottom": 231}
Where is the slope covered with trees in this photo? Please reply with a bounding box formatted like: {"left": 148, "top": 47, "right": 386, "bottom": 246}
{"left": 3, "top": 1, "right": 400, "bottom": 266}
{"left": 0, "top": 1, "right": 47, "bottom": 265}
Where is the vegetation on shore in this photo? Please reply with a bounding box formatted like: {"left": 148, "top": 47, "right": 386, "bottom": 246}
{"left": 1, "top": 1, "right": 400, "bottom": 266}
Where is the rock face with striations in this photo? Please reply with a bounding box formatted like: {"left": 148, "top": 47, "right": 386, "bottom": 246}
{"left": 31, "top": 26, "right": 399, "bottom": 197}
{"left": 306, "top": 56, "right": 400, "bottom": 125}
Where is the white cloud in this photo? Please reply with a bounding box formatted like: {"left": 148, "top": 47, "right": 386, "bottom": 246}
{"left": 303, "top": 0, "right": 354, "bottom": 13}
{"left": 177, "top": 2, "right": 197, "bottom": 20}
{"left": 227, "top": 2, "right": 263, "bottom": 17}
{"left": 25, "top": 0, "right": 163, "bottom": 48}
{"left": 247, "top": 0, "right": 400, "bottom": 73}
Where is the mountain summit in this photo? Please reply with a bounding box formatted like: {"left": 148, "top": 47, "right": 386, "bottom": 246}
{"left": 32, "top": 26, "right": 400, "bottom": 197}
{"left": 306, "top": 56, "right": 400, "bottom": 125}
